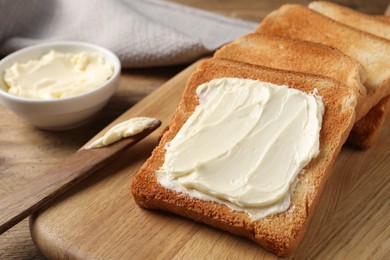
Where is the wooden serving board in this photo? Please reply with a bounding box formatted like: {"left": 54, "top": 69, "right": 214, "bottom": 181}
{"left": 30, "top": 60, "right": 390, "bottom": 259}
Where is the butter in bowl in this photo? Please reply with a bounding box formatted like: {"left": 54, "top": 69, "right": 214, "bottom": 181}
{"left": 0, "top": 41, "right": 121, "bottom": 130}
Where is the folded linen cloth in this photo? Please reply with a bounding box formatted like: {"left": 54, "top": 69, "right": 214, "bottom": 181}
{"left": 0, "top": 0, "right": 257, "bottom": 67}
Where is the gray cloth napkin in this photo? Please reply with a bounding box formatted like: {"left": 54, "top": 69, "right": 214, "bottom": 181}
{"left": 0, "top": 0, "right": 258, "bottom": 67}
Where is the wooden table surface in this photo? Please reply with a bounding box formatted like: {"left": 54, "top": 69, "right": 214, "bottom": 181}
{"left": 0, "top": 1, "right": 389, "bottom": 259}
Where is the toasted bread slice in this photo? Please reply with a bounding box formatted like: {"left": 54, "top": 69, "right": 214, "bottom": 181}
{"left": 257, "top": 4, "right": 390, "bottom": 149}
{"left": 214, "top": 33, "right": 366, "bottom": 117}
{"left": 132, "top": 58, "right": 357, "bottom": 256}
{"left": 257, "top": 4, "right": 390, "bottom": 120}
{"left": 309, "top": 1, "right": 390, "bottom": 39}
{"left": 308, "top": 1, "right": 390, "bottom": 150}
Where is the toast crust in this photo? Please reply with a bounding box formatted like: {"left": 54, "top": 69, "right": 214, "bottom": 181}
{"left": 132, "top": 58, "right": 356, "bottom": 256}
{"left": 375, "top": 16, "right": 390, "bottom": 24}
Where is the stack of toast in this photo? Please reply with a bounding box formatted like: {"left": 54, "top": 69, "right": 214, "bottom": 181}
{"left": 257, "top": 2, "right": 390, "bottom": 150}
{"left": 132, "top": 2, "right": 390, "bottom": 256}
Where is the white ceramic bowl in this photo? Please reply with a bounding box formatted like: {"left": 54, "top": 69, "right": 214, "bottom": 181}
{"left": 0, "top": 41, "right": 121, "bottom": 130}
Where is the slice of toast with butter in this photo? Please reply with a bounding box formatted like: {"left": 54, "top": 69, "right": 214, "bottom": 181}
{"left": 132, "top": 58, "right": 357, "bottom": 256}
{"left": 257, "top": 4, "right": 390, "bottom": 149}
{"left": 307, "top": 1, "right": 390, "bottom": 149}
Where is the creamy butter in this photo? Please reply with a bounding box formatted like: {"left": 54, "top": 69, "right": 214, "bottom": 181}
{"left": 157, "top": 78, "right": 324, "bottom": 219}
{"left": 86, "top": 117, "right": 159, "bottom": 149}
{"left": 4, "top": 50, "right": 113, "bottom": 99}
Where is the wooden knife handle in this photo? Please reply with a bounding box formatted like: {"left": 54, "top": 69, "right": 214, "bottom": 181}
{"left": 0, "top": 120, "right": 160, "bottom": 234}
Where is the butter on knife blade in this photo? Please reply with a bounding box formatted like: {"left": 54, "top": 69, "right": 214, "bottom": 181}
{"left": 86, "top": 117, "right": 160, "bottom": 149}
